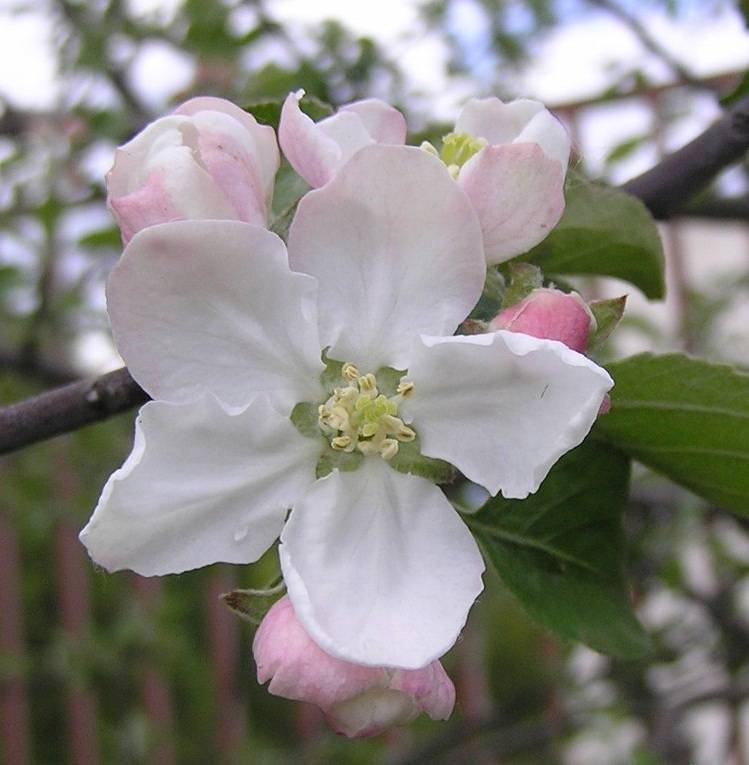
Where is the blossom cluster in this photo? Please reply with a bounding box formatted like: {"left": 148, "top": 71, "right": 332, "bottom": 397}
{"left": 80, "top": 92, "right": 612, "bottom": 736}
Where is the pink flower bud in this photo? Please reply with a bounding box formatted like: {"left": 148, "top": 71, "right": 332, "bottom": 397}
{"left": 489, "top": 288, "right": 595, "bottom": 353}
{"left": 279, "top": 90, "right": 407, "bottom": 188}
{"left": 107, "top": 97, "right": 279, "bottom": 243}
{"left": 253, "top": 596, "right": 455, "bottom": 738}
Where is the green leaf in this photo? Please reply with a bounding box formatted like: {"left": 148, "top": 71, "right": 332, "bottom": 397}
{"left": 221, "top": 583, "right": 285, "bottom": 626}
{"left": 595, "top": 353, "right": 749, "bottom": 515}
{"left": 588, "top": 295, "right": 627, "bottom": 350}
{"left": 720, "top": 69, "right": 749, "bottom": 107}
{"left": 243, "top": 94, "right": 333, "bottom": 132}
{"left": 466, "top": 441, "right": 649, "bottom": 658}
{"left": 78, "top": 226, "right": 121, "bottom": 250}
{"left": 527, "top": 170, "right": 665, "bottom": 299}
{"left": 468, "top": 266, "right": 505, "bottom": 322}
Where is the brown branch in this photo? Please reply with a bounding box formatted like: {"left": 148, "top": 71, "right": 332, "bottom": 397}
{"left": 0, "top": 368, "right": 148, "bottom": 455}
{"left": 622, "top": 96, "right": 749, "bottom": 219}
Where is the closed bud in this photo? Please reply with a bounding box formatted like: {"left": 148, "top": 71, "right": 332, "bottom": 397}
{"left": 490, "top": 287, "right": 595, "bottom": 353}
{"left": 253, "top": 596, "right": 455, "bottom": 738}
{"left": 107, "top": 97, "right": 279, "bottom": 243}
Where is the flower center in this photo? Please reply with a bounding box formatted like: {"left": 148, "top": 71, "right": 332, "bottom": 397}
{"left": 318, "top": 362, "right": 415, "bottom": 460}
{"left": 421, "top": 132, "right": 488, "bottom": 179}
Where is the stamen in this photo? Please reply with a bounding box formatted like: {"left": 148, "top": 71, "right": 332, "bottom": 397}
{"left": 317, "top": 365, "right": 417, "bottom": 461}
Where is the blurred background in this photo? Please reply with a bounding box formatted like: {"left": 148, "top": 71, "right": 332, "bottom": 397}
{"left": 1, "top": 1, "right": 749, "bottom": 763}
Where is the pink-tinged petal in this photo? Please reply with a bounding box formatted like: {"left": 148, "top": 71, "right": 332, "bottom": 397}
{"left": 279, "top": 91, "right": 342, "bottom": 188}
{"left": 107, "top": 220, "right": 325, "bottom": 411}
{"left": 80, "top": 395, "right": 320, "bottom": 576}
{"left": 458, "top": 143, "right": 565, "bottom": 264}
{"left": 109, "top": 168, "right": 181, "bottom": 244}
{"left": 339, "top": 98, "right": 407, "bottom": 144}
{"left": 254, "top": 596, "right": 388, "bottom": 710}
{"left": 280, "top": 459, "right": 485, "bottom": 670}
{"left": 288, "top": 145, "right": 485, "bottom": 371}
{"left": 175, "top": 96, "right": 279, "bottom": 206}
{"left": 490, "top": 288, "right": 595, "bottom": 353}
{"left": 455, "top": 97, "right": 545, "bottom": 145}
{"left": 400, "top": 332, "right": 613, "bottom": 499}
{"left": 254, "top": 595, "right": 456, "bottom": 738}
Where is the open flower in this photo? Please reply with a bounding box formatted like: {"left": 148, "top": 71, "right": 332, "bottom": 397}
{"left": 424, "top": 97, "right": 570, "bottom": 264}
{"left": 254, "top": 596, "right": 454, "bottom": 738}
{"left": 279, "top": 89, "right": 407, "bottom": 188}
{"left": 81, "top": 144, "right": 611, "bottom": 670}
{"left": 107, "top": 97, "right": 279, "bottom": 243}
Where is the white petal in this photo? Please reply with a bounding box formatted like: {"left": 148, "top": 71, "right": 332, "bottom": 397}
{"left": 279, "top": 459, "right": 485, "bottom": 670}
{"left": 516, "top": 109, "right": 571, "bottom": 169}
{"left": 401, "top": 332, "right": 613, "bottom": 499}
{"left": 455, "top": 97, "right": 544, "bottom": 145}
{"left": 80, "top": 395, "right": 320, "bottom": 576}
{"left": 288, "top": 145, "right": 485, "bottom": 371}
{"left": 458, "top": 143, "right": 565, "bottom": 264}
{"left": 107, "top": 220, "right": 325, "bottom": 411}
{"left": 316, "top": 110, "right": 375, "bottom": 166}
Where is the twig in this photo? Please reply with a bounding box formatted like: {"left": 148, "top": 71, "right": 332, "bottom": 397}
{"left": 0, "top": 368, "right": 148, "bottom": 455}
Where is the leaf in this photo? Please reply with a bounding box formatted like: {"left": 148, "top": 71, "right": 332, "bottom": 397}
{"left": 243, "top": 94, "right": 333, "bottom": 132}
{"left": 721, "top": 69, "right": 749, "bottom": 108}
{"left": 527, "top": 170, "right": 665, "bottom": 299}
{"left": 78, "top": 226, "right": 121, "bottom": 250}
{"left": 468, "top": 266, "right": 506, "bottom": 322}
{"left": 588, "top": 295, "right": 627, "bottom": 350}
{"left": 595, "top": 353, "right": 749, "bottom": 515}
{"left": 466, "top": 441, "right": 649, "bottom": 658}
{"left": 221, "top": 583, "right": 285, "bottom": 626}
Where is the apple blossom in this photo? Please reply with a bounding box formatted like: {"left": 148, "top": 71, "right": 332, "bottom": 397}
{"left": 279, "top": 89, "right": 407, "bottom": 188}
{"left": 107, "top": 97, "right": 279, "bottom": 243}
{"left": 254, "top": 596, "right": 454, "bottom": 738}
{"left": 80, "top": 143, "right": 612, "bottom": 671}
{"left": 424, "top": 97, "right": 571, "bottom": 264}
{"left": 489, "top": 288, "right": 595, "bottom": 353}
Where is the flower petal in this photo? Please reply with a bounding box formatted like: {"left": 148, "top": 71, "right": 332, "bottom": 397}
{"left": 517, "top": 108, "right": 571, "bottom": 169}
{"left": 458, "top": 143, "right": 565, "bottom": 264}
{"left": 80, "top": 395, "right": 320, "bottom": 576}
{"left": 400, "top": 332, "right": 613, "bottom": 499}
{"left": 455, "top": 97, "right": 544, "bottom": 145}
{"left": 279, "top": 459, "right": 485, "bottom": 670}
{"left": 338, "top": 99, "right": 407, "bottom": 144}
{"left": 174, "top": 96, "right": 280, "bottom": 212}
{"left": 288, "top": 145, "right": 485, "bottom": 371}
{"left": 107, "top": 220, "right": 325, "bottom": 411}
{"left": 278, "top": 91, "right": 344, "bottom": 188}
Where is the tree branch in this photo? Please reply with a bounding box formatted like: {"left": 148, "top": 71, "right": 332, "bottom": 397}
{"left": 622, "top": 96, "right": 749, "bottom": 219}
{"left": 0, "top": 368, "right": 148, "bottom": 455}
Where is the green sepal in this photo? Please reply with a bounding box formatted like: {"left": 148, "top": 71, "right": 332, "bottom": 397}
{"left": 221, "top": 582, "right": 285, "bottom": 626}
{"left": 388, "top": 437, "right": 456, "bottom": 484}
{"left": 500, "top": 262, "right": 544, "bottom": 308}
{"left": 588, "top": 295, "right": 627, "bottom": 350}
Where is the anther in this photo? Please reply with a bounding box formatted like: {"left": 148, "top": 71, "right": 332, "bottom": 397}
{"left": 331, "top": 435, "right": 351, "bottom": 451}
{"left": 341, "top": 362, "right": 359, "bottom": 381}
{"left": 380, "top": 439, "right": 399, "bottom": 460}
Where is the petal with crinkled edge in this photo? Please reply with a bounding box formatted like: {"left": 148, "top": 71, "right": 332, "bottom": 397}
{"left": 458, "top": 143, "right": 565, "bottom": 264}
{"left": 400, "top": 332, "right": 613, "bottom": 499}
{"left": 107, "top": 220, "right": 325, "bottom": 411}
{"left": 288, "top": 145, "right": 485, "bottom": 371}
{"left": 279, "top": 459, "right": 485, "bottom": 669}
{"left": 80, "top": 395, "right": 320, "bottom": 576}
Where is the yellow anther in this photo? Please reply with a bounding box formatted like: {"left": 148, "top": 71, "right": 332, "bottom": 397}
{"left": 420, "top": 140, "right": 439, "bottom": 157}
{"left": 331, "top": 435, "right": 352, "bottom": 451}
{"left": 358, "top": 373, "right": 377, "bottom": 394}
{"left": 380, "top": 439, "right": 399, "bottom": 461}
{"left": 342, "top": 362, "right": 359, "bottom": 381}
{"left": 396, "top": 380, "right": 414, "bottom": 397}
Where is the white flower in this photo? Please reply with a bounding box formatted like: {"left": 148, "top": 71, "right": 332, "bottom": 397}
{"left": 80, "top": 144, "right": 612, "bottom": 670}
